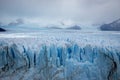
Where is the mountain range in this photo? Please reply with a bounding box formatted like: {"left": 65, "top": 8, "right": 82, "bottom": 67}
{"left": 66, "top": 25, "right": 81, "bottom": 30}
{"left": 100, "top": 18, "right": 120, "bottom": 31}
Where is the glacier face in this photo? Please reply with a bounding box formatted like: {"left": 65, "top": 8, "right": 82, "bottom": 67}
{"left": 0, "top": 42, "right": 120, "bottom": 80}
{"left": 0, "top": 31, "right": 120, "bottom": 80}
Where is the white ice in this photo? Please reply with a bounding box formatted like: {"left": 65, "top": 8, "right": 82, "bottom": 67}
{"left": 0, "top": 30, "right": 120, "bottom": 80}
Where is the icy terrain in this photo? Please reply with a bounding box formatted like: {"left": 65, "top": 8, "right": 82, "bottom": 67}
{"left": 0, "top": 30, "right": 120, "bottom": 80}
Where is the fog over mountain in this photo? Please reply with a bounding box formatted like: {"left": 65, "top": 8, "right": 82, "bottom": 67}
{"left": 66, "top": 25, "right": 81, "bottom": 30}
{"left": 100, "top": 18, "right": 120, "bottom": 31}
{"left": 0, "top": 0, "right": 120, "bottom": 30}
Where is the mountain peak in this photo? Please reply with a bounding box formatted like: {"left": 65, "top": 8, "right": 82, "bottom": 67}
{"left": 100, "top": 18, "right": 120, "bottom": 31}
{"left": 66, "top": 25, "right": 81, "bottom": 30}
{"left": 0, "top": 28, "right": 6, "bottom": 32}
{"left": 110, "top": 18, "right": 120, "bottom": 24}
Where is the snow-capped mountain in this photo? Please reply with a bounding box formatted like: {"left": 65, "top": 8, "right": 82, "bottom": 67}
{"left": 45, "top": 25, "right": 62, "bottom": 29}
{"left": 100, "top": 18, "right": 120, "bottom": 31}
{"left": 46, "top": 26, "right": 62, "bottom": 29}
{"left": 66, "top": 25, "right": 81, "bottom": 30}
{"left": 45, "top": 24, "right": 81, "bottom": 30}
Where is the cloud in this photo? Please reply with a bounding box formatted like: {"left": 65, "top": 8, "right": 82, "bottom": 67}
{"left": 0, "top": 0, "right": 120, "bottom": 27}
{"left": 8, "top": 18, "right": 24, "bottom": 26}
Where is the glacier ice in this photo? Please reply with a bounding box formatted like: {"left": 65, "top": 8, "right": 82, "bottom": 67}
{"left": 0, "top": 30, "right": 120, "bottom": 80}
{"left": 0, "top": 42, "right": 120, "bottom": 80}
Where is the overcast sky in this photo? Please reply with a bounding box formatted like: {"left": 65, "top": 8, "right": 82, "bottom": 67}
{"left": 0, "top": 0, "right": 120, "bottom": 28}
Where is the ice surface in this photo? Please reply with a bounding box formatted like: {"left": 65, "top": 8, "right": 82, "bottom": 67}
{"left": 0, "top": 30, "right": 120, "bottom": 80}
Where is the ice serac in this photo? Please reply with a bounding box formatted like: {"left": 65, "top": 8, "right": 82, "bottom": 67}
{"left": 0, "top": 43, "right": 120, "bottom": 80}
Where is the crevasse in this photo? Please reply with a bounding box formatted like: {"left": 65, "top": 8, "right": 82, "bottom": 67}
{"left": 0, "top": 43, "right": 120, "bottom": 80}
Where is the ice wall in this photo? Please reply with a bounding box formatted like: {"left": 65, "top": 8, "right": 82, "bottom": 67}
{"left": 0, "top": 43, "right": 120, "bottom": 80}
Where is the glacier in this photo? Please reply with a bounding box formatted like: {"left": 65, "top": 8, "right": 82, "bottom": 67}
{"left": 0, "top": 30, "right": 120, "bottom": 80}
